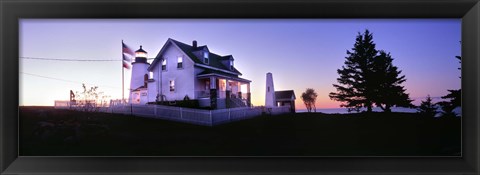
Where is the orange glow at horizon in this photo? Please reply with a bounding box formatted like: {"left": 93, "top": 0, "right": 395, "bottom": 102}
{"left": 294, "top": 98, "right": 342, "bottom": 110}
{"left": 249, "top": 89, "right": 342, "bottom": 109}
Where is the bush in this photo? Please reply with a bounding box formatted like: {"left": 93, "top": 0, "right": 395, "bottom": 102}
{"left": 175, "top": 99, "right": 199, "bottom": 108}
{"left": 148, "top": 100, "right": 200, "bottom": 109}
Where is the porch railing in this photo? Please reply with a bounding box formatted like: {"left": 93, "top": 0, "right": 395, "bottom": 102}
{"left": 194, "top": 90, "right": 231, "bottom": 99}
{"left": 195, "top": 90, "right": 211, "bottom": 98}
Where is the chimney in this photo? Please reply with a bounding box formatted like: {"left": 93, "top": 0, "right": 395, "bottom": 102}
{"left": 193, "top": 40, "right": 197, "bottom": 49}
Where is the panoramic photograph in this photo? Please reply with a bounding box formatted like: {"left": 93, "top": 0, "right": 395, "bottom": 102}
{"left": 19, "top": 19, "right": 461, "bottom": 156}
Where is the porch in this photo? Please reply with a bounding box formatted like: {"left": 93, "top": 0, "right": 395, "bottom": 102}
{"left": 196, "top": 74, "right": 251, "bottom": 109}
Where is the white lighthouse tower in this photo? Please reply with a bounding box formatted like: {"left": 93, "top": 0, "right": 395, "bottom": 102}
{"left": 129, "top": 45, "right": 150, "bottom": 103}
{"left": 265, "top": 72, "right": 276, "bottom": 107}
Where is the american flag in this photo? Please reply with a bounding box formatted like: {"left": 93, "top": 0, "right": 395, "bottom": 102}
{"left": 122, "top": 42, "right": 135, "bottom": 56}
{"left": 123, "top": 60, "right": 131, "bottom": 69}
{"left": 122, "top": 42, "right": 134, "bottom": 69}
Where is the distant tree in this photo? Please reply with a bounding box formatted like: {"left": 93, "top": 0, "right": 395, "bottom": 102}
{"left": 301, "top": 88, "right": 318, "bottom": 112}
{"left": 371, "top": 51, "right": 413, "bottom": 112}
{"left": 417, "top": 95, "right": 438, "bottom": 117}
{"left": 75, "top": 83, "right": 108, "bottom": 112}
{"left": 329, "top": 29, "right": 378, "bottom": 112}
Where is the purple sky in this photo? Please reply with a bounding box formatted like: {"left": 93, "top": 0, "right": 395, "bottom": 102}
{"left": 19, "top": 19, "right": 461, "bottom": 109}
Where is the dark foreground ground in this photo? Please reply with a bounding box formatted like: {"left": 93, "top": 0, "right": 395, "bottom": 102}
{"left": 20, "top": 106, "right": 461, "bottom": 156}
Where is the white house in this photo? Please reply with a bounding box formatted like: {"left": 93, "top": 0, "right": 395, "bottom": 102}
{"left": 129, "top": 38, "right": 252, "bottom": 109}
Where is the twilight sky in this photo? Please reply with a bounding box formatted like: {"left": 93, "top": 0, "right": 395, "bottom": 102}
{"left": 19, "top": 19, "right": 461, "bottom": 109}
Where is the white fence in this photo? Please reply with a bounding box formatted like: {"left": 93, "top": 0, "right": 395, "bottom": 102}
{"left": 54, "top": 101, "right": 289, "bottom": 126}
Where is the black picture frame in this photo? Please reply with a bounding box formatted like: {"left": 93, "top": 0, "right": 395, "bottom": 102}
{"left": 1, "top": 0, "right": 479, "bottom": 174}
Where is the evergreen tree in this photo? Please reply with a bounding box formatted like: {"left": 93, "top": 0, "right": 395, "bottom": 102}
{"left": 371, "top": 51, "right": 413, "bottom": 112}
{"left": 442, "top": 55, "right": 461, "bottom": 107}
{"left": 417, "top": 95, "right": 438, "bottom": 117}
{"left": 441, "top": 89, "right": 461, "bottom": 107}
{"left": 456, "top": 55, "right": 461, "bottom": 78}
{"left": 438, "top": 54, "right": 461, "bottom": 117}
{"left": 329, "top": 30, "right": 377, "bottom": 112}
{"left": 330, "top": 29, "right": 411, "bottom": 113}
{"left": 436, "top": 101, "right": 457, "bottom": 117}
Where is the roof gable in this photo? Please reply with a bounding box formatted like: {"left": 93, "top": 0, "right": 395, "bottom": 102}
{"left": 148, "top": 39, "right": 176, "bottom": 71}
{"left": 148, "top": 38, "right": 242, "bottom": 75}
{"left": 196, "top": 45, "right": 209, "bottom": 52}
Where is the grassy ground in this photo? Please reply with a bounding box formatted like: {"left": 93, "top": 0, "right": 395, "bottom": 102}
{"left": 19, "top": 106, "right": 461, "bottom": 156}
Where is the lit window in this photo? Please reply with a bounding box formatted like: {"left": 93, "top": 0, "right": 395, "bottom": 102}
{"left": 177, "top": 56, "right": 183, "bottom": 68}
{"left": 204, "top": 52, "right": 209, "bottom": 64}
{"left": 136, "top": 52, "right": 147, "bottom": 58}
{"left": 149, "top": 72, "right": 153, "bottom": 79}
{"left": 162, "top": 58, "right": 167, "bottom": 70}
{"left": 169, "top": 80, "right": 175, "bottom": 92}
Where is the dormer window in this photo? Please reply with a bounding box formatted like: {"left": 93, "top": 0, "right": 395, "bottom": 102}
{"left": 230, "top": 60, "right": 234, "bottom": 70}
{"left": 204, "top": 52, "right": 209, "bottom": 64}
{"left": 162, "top": 58, "right": 167, "bottom": 70}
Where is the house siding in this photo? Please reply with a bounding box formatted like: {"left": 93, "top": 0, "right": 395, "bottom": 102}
{"left": 153, "top": 44, "right": 195, "bottom": 101}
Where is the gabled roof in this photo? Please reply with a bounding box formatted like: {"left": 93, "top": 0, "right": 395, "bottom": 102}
{"left": 275, "top": 90, "right": 296, "bottom": 101}
{"left": 197, "top": 69, "right": 238, "bottom": 77}
{"left": 196, "top": 45, "right": 209, "bottom": 52}
{"left": 197, "top": 69, "right": 251, "bottom": 83}
{"left": 221, "top": 55, "right": 234, "bottom": 60}
{"left": 148, "top": 38, "right": 242, "bottom": 75}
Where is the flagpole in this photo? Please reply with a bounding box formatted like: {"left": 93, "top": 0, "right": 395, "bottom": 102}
{"left": 122, "top": 40, "right": 124, "bottom": 104}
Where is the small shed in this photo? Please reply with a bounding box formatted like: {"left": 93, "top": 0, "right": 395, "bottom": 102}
{"left": 275, "top": 90, "right": 296, "bottom": 113}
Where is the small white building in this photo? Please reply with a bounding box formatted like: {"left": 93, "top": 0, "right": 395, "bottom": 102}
{"left": 275, "top": 90, "right": 296, "bottom": 113}
{"left": 264, "top": 72, "right": 296, "bottom": 113}
{"left": 130, "top": 38, "right": 251, "bottom": 109}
